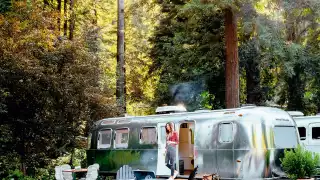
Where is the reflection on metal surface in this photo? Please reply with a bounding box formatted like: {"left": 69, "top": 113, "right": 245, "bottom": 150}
{"left": 88, "top": 106, "right": 299, "bottom": 179}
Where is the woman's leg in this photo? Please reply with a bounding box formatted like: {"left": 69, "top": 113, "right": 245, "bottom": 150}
{"left": 170, "top": 147, "right": 179, "bottom": 178}
{"left": 170, "top": 159, "right": 175, "bottom": 176}
{"left": 165, "top": 149, "right": 171, "bottom": 169}
{"left": 166, "top": 163, "right": 171, "bottom": 169}
{"left": 168, "top": 146, "right": 175, "bottom": 176}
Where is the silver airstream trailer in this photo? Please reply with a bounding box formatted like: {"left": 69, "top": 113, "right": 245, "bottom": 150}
{"left": 86, "top": 106, "right": 299, "bottom": 179}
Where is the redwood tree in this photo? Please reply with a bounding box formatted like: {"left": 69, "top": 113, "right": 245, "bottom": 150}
{"left": 57, "top": 0, "right": 61, "bottom": 31}
{"left": 69, "top": 0, "right": 75, "bottom": 40}
{"left": 116, "top": 0, "right": 126, "bottom": 115}
{"left": 200, "top": 0, "right": 241, "bottom": 108}
{"left": 63, "top": 0, "right": 68, "bottom": 36}
{"left": 224, "top": 8, "right": 240, "bottom": 108}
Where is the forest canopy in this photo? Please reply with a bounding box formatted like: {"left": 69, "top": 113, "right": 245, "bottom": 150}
{"left": 1, "top": 0, "right": 320, "bottom": 178}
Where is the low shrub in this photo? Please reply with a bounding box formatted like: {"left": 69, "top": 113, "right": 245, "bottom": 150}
{"left": 281, "top": 145, "right": 320, "bottom": 180}
{"left": 4, "top": 169, "right": 35, "bottom": 180}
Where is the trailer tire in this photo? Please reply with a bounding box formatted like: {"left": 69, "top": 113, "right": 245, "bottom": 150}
{"left": 144, "top": 174, "right": 153, "bottom": 179}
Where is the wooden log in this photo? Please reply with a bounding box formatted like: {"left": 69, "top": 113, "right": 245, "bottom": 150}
{"left": 202, "top": 174, "right": 212, "bottom": 180}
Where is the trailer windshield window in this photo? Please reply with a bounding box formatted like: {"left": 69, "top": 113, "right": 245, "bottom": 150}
{"left": 312, "top": 127, "right": 320, "bottom": 140}
{"left": 115, "top": 128, "right": 129, "bottom": 148}
{"left": 298, "top": 127, "right": 306, "bottom": 140}
{"left": 274, "top": 126, "right": 298, "bottom": 148}
{"left": 140, "top": 127, "right": 157, "bottom": 144}
{"left": 160, "top": 125, "right": 166, "bottom": 144}
{"left": 98, "top": 129, "right": 112, "bottom": 149}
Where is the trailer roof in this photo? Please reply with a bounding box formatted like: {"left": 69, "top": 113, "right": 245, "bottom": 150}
{"left": 294, "top": 115, "right": 320, "bottom": 125}
{"left": 94, "top": 106, "right": 295, "bottom": 127}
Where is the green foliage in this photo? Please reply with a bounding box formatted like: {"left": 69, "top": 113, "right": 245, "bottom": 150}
{"left": 95, "top": 150, "right": 140, "bottom": 171}
{"left": 4, "top": 169, "right": 35, "bottom": 180}
{"left": 281, "top": 145, "right": 320, "bottom": 180}
{"left": 200, "top": 91, "right": 215, "bottom": 109}
{"left": 150, "top": 0, "right": 226, "bottom": 109}
{"left": 2, "top": 0, "right": 320, "bottom": 177}
{"left": 0, "top": 0, "right": 119, "bottom": 177}
{"left": 0, "top": 0, "right": 11, "bottom": 14}
{"left": 33, "top": 168, "right": 55, "bottom": 180}
{"left": 0, "top": 90, "right": 8, "bottom": 114}
{"left": 51, "top": 148, "right": 87, "bottom": 169}
{"left": 0, "top": 153, "right": 20, "bottom": 178}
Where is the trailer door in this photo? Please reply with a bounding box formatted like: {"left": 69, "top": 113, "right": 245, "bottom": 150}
{"left": 308, "top": 123, "right": 320, "bottom": 153}
{"left": 156, "top": 123, "right": 171, "bottom": 176}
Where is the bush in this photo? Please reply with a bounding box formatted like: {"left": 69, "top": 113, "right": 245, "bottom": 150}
{"left": 281, "top": 145, "right": 320, "bottom": 180}
{"left": 4, "top": 169, "right": 35, "bottom": 180}
{"left": 34, "top": 168, "right": 55, "bottom": 180}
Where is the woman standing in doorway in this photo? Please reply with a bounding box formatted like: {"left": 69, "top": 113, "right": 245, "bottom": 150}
{"left": 165, "top": 122, "right": 179, "bottom": 180}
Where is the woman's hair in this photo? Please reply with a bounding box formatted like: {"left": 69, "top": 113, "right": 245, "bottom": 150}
{"left": 165, "top": 122, "right": 174, "bottom": 135}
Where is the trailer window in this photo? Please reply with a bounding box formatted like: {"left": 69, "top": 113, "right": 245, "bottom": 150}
{"left": 312, "top": 127, "right": 320, "bottom": 140}
{"left": 218, "top": 123, "right": 234, "bottom": 143}
{"left": 115, "top": 128, "right": 129, "bottom": 148}
{"left": 298, "top": 127, "right": 306, "bottom": 140}
{"left": 98, "top": 129, "right": 112, "bottom": 149}
{"left": 140, "top": 127, "right": 157, "bottom": 144}
{"left": 160, "top": 125, "right": 166, "bottom": 144}
{"left": 274, "top": 126, "right": 298, "bottom": 148}
{"left": 87, "top": 133, "right": 92, "bottom": 149}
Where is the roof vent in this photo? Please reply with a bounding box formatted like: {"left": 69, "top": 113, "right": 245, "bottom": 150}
{"left": 241, "top": 104, "right": 256, "bottom": 107}
{"left": 156, "top": 105, "right": 187, "bottom": 114}
{"left": 287, "top": 111, "right": 304, "bottom": 117}
{"left": 194, "top": 109, "right": 212, "bottom": 113}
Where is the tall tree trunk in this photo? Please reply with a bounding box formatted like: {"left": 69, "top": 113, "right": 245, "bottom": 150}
{"left": 18, "top": 127, "right": 27, "bottom": 175}
{"left": 224, "top": 8, "right": 240, "bottom": 108}
{"left": 92, "top": 1, "right": 97, "bottom": 25}
{"left": 63, "top": 0, "right": 68, "bottom": 36}
{"left": 57, "top": 0, "right": 61, "bottom": 32}
{"left": 116, "top": 0, "right": 126, "bottom": 116}
{"left": 69, "top": 0, "right": 75, "bottom": 40}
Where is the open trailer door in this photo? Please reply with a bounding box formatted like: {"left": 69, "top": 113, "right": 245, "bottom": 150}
{"left": 156, "top": 122, "right": 171, "bottom": 176}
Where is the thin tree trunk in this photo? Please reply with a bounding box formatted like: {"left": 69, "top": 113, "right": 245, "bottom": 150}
{"left": 116, "top": 0, "right": 126, "bottom": 116}
{"left": 63, "top": 0, "right": 68, "bottom": 36}
{"left": 92, "top": 1, "right": 97, "bottom": 25}
{"left": 69, "top": 0, "right": 75, "bottom": 40}
{"left": 57, "top": 0, "right": 61, "bottom": 32}
{"left": 20, "top": 127, "right": 27, "bottom": 175}
{"left": 91, "top": 0, "right": 98, "bottom": 53}
{"left": 224, "top": 8, "right": 240, "bottom": 108}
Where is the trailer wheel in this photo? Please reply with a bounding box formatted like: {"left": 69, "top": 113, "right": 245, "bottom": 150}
{"left": 133, "top": 171, "right": 155, "bottom": 180}
{"left": 144, "top": 174, "right": 153, "bottom": 179}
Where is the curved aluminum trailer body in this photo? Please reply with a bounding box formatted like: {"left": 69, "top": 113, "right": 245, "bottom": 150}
{"left": 87, "top": 106, "right": 299, "bottom": 179}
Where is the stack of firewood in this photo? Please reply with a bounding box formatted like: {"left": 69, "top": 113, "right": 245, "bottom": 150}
{"left": 202, "top": 174, "right": 220, "bottom": 180}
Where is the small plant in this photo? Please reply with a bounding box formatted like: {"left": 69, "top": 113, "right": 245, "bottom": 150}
{"left": 5, "top": 169, "right": 35, "bottom": 180}
{"left": 281, "top": 145, "right": 320, "bottom": 180}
